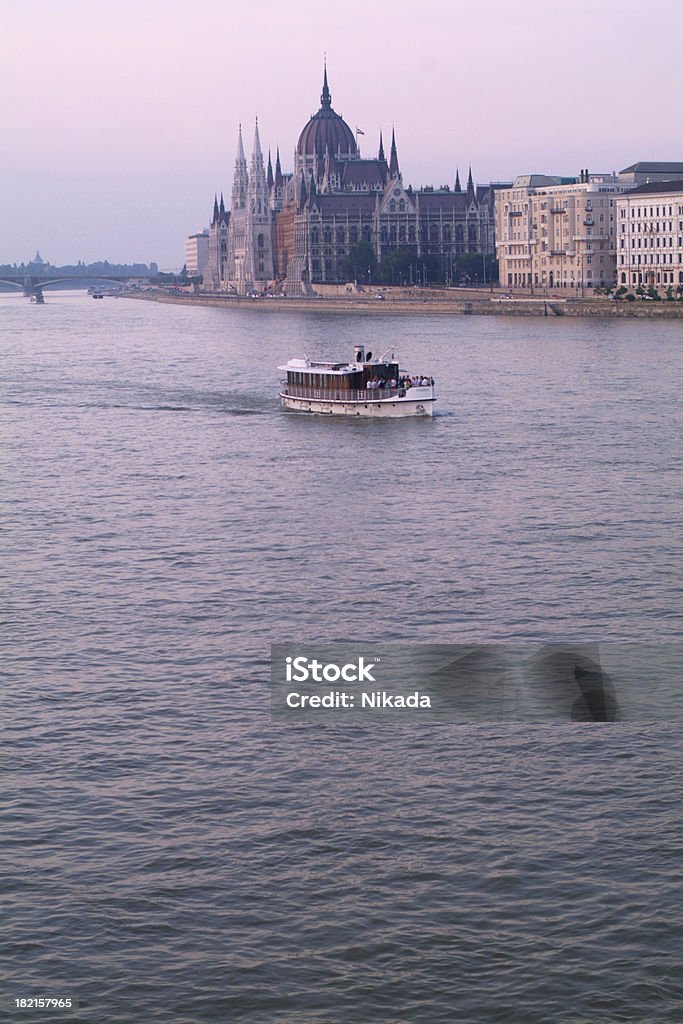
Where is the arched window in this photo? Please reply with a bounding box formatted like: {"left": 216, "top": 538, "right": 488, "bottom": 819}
{"left": 399, "top": 199, "right": 405, "bottom": 212}
{"left": 408, "top": 225, "right": 416, "bottom": 242}
{"left": 380, "top": 227, "right": 388, "bottom": 244}
{"left": 456, "top": 225, "right": 464, "bottom": 243}
{"left": 390, "top": 200, "right": 396, "bottom": 212}
{"left": 430, "top": 224, "right": 439, "bottom": 242}
{"left": 311, "top": 227, "right": 319, "bottom": 245}
{"left": 390, "top": 226, "right": 397, "bottom": 242}
{"left": 363, "top": 226, "right": 372, "bottom": 244}
{"left": 468, "top": 224, "right": 477, "bottom": 242}
{"left": 323, "top": 228, "right": 332, "bottom": 244}
{"left": 257, "top": 233, "right": 265, "bottom": 248}
{"left": 398, "top": 226, "right": 406, "bottom": 242}
{"left": 350, "top": 226, "right": 358, "bottom": 244}
{"left": 336, "top": 227, "right": 345, "bottom": 245}
{"left": 443, "top": 225, "right": 452, "bottom": 242}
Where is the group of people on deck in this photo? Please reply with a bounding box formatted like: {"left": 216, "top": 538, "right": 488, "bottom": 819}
{"left": 366, "top": 375, "right": 434, "bottom": 391}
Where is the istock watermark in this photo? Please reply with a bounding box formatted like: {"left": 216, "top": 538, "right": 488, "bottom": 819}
{"left": 271, "top": 643, "right": 683, "bottom": 723}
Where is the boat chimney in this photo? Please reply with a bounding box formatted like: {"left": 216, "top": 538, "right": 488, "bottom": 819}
{"left": 354, "top": 344, "right": 365, "bottom": 363}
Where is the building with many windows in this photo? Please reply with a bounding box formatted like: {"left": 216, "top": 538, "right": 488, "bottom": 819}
{"left": 201, "top": 68, "right": 499, "bottom": 296}
{"left": 184, "top": 230, "right": 209, "bottom": 278}
{"left": 614, "top": 180, "right": 683, "bottom": 294}
{"left": 495, "top": 171, "right": 629, "bottom": 292}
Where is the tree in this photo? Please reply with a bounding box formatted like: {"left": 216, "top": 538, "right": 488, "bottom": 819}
{"left": 452, "top": 252, "right": 498, "bottom": 285}
{"left": 375, "top": 248, "right": 415, "bottom": 285}
{"left": 340, "top": 242, "right": 376, "bottom": 284}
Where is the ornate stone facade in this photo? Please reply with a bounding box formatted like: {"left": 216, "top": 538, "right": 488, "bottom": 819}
{"left": 203, "top": 68, "right": 497, "bottom": 296}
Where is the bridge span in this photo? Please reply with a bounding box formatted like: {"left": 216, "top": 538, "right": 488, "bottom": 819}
{"left": 0, "top": 274, "right": 143, "bottom": 299}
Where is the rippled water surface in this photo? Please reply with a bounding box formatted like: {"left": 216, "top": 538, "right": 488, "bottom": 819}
{"left": 2, "top": 292, "right": 683, "bottom": 1022}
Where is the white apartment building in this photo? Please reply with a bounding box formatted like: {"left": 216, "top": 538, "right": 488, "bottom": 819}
{"left": 496, "top": 172, "right": 629, "bottom": 292}
{"left": 615, "top": 180, "right": 683, "bottom": 294}
{"left": 185, "top": 230, "right": 209, "bottom": 277}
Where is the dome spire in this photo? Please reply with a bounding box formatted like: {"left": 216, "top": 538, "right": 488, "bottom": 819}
{"left": 321, "top": 59, "right": 331, "bottom": 109}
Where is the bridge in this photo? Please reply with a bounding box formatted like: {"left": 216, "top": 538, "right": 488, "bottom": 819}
{"left": 0, "top": 274, "right": 145, "bottom": 300}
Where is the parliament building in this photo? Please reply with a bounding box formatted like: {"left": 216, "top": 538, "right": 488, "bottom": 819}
{"left": 202, "top": 68, "right": 498, "bottom": 296}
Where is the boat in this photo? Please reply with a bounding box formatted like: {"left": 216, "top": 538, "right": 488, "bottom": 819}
{"left": 279, "top": 345, "right": 436, "bottom": 417}
{"left": 92, "top": 291, "right": 104, "bottom": 299}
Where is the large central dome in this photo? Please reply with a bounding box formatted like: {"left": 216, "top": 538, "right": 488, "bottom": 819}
{"left": 297, "top": 68, "right": 358, "bottom": 158}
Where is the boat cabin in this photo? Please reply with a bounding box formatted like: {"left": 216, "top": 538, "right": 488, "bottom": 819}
{"left": 283, "top": 345, "right": 399, "bottom": 392}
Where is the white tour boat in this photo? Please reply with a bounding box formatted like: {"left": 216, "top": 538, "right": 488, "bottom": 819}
{"left": 279, "top": 345, "right": 436, "bottom": 418}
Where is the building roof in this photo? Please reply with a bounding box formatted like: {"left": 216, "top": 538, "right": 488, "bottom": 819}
{"left": 620, "top": 162, "right": 683, "bottom": 174}
{"left": 417, "top": 191, "right": 469, "bottom": 212}
{"left": 311, "top": 193, "right": 377, "bottom": 214}
{"left": 622, "top": 179, "right": 683, "bottom": 196}
{"left": 297, "top": 68, "right": 357, "bottom": 159}
{"left": 340, "top": 160, "right": 387, "bottom": 189}
{"left": 513, "top": 174, "right": 562, "bottom": 188}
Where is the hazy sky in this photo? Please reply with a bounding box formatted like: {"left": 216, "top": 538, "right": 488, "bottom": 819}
{"left": 2, "top": 0, "right": 681, "bottom": 268}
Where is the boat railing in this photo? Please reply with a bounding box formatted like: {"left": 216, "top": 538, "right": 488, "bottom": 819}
{"left": 281, "top": 383, "right": 433, "bottom": 402}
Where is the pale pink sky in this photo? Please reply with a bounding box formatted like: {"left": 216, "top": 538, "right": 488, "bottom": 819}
{"left": 2, "top": 0, "right": 681, "bottom": 268}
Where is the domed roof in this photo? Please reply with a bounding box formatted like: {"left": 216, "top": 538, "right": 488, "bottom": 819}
{"left": 297, "top": 69, "right": 357, "bottom": 159}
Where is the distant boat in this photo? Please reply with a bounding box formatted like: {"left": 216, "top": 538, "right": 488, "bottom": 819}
{"left": 92, "top": 291, "right": 104, "bottom": 299}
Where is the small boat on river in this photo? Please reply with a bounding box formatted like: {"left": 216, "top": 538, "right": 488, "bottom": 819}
{"left": 279, "top": 345, "right": 436, "bottom": 417}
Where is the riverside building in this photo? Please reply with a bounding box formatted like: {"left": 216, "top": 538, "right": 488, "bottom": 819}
{"left": 201, "top": 67, "right": 499, "bottom": 296}
{"left": 184, "top": 230, "right": 209, "bottom": 278}
{"left": 614, "top": 180, "right": 683, "bottom": 294}
{"left": 495, "top": 172, "right": 629, "bottom": 292}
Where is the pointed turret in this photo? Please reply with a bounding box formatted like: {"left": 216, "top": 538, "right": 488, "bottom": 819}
{"left": 321, "top": 61, "right": 332, "bottom": 109}
{"left": 212, "top": 194, "right": 219, "bottom": 227}
{"left": 232, "top": 124, "right": 249, "bottom": 210}
{"left": 298, "top": 170, "right": 308, "bottom": 211}
{"left": 454, "top": 168, "right": 461, "bottom": 193}
{"left": 466, "top": 165, "right": 475, "bottom": 202}
{"left": 389, "top": 128, "right": 400, "bottom": 178}
{"left": 219, "top": 192, "right": 226, "bottom": 222}
{"left": 252, "top": 117, "right": 263, "bottom": 161}
{"left": 267, "top": 150, "right": 274, "bottom": 190}
{"left": 378, "top": 130, "right": 385, "bottom": 162}
{"left": 275, "top": 146, "right": 282, "bottom": 188}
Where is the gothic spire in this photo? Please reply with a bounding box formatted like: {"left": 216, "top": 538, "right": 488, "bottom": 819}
{"left": 389, "top": 127, "right": 400, "bottom": 178}
{"left": 298, "top": 170, "right": 308, "bottom": 211}
{"left": 378, "top": 130, "right": 385, "bottom": 162}
{"left": 252, "top": 117, "right": 262, "bottom": 160}
{"left": 467, "top": 165, "right": 474, "bottom": 197}
{"left": 267, "top": 150, "right": 274, "bottom": 190}
{"left": 212, "top": 193, "right": 219, "bottom": 226}
{"left": 454, "top": 168, "right": 461, "bottom": 192}
{"left": 275, "top": 146, "right": 282, "bottom": 188}
{"left": 321, "top": 61, "right": 331, "bottom": 109}
{"left": 232, "top": 125, "right": 248, "bottom": 210}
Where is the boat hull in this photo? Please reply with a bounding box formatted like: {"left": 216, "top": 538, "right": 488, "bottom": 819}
{"left": 280, "top": 392, "right": 435, "bottom": 417}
